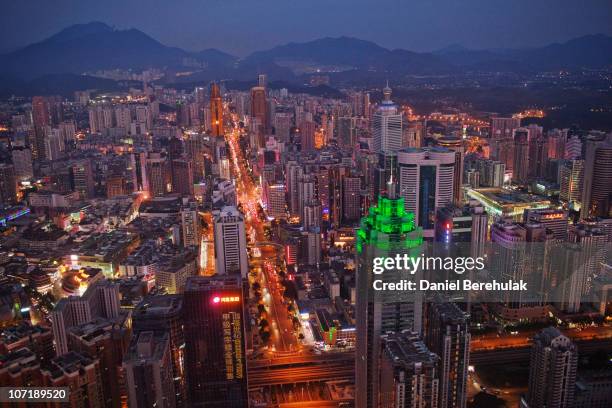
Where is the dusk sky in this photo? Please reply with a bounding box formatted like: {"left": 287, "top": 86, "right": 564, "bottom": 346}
{"left": 2, "top": 0, "right": 612, "bottom": 55}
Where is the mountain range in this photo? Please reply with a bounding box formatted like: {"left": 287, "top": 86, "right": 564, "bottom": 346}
{"left": 1, "top": 22, "right": 611, "bottom": 88}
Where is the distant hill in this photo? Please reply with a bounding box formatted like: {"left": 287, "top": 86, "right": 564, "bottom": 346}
{"left": 1, "top": 22, "right": 610, "bottom": 91}
{"left": 434, "top": 34, "right": 612, "bottom": 71}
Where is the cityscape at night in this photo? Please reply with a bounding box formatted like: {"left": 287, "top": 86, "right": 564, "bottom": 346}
{"left": 0, "top": 1, "right": 612, "bottom": 407}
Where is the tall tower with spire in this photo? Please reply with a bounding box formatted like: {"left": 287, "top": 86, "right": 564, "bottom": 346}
{"left": 372, "top": 82, "right": 402, "bottom": 153}
{"left": 355, "top": 176, "right": 424, "bottom": 408}
{"left": 210, "top": 82, "right": 223, "bottom": 136}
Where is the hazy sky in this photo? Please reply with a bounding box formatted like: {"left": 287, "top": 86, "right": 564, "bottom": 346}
{"left": 2, "top": 0, "right": 611, "bottom": 55}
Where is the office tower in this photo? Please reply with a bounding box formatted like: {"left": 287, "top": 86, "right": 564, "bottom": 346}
{"left": 491, "top": 116, "right": 520, "bottom": 140}
{"left": 147, "top": 156, "right": 172, "bottom": 197}
{"left": 68, "top": 316, "right": 131, "bottom": 408}
{"left": 379, "top": 331, "right": 440, "bottom": 408}
{"left": 372, "top": 84, "right": 402, "bottom": 153}
{"left": 397, "top": 147, "right": 455, "bottom": 235}
{"left": 124, "top": 331, "right": 176, "bottom": 408}
{"left": 0, "top": 163, "right": 17, "bottom": 205}
{"left": 273, "top": 112, "right": 292, "bottom": 142}
{"left": 213, "top": 206, "right": 248, "bottom": 278}
{"left": 51, "top": 279, "right": 120, "bottom": 356}
{"left": 11, "top": 146, "right": 33, "bottom": 181}
{"left": 264, "top": 182, "right": 287, "bottom": 219}
{"left": 403, "top": 123, "right": 423, "bottom": 148}
{"left": 181, "top": 202, "right": 200, "bottom": 247}
{"left": 436, "top": 136, "right": 465, "bottom": 204}
{"left": 31, "top": 96, "right": 51, "bottom": 160}
{"left": 337, "top": 116, "right": 357, "bottom": 149}
{"left": 424, "top": 301, "right": 470, "bottom": 408}
{"left": 305, "top": 229, "right": 322, "bottom": 265}
{"left": 559, "top": 159, "right": 584, "bottom": 210}
{"left": 172, "top": 159, "right": 194, "bottom": 196}
{"left": 286, "top": 161, "right": 303, "bottom": 217}
{"left": 523, "top": 209, "right": 569, "bottom": 241}
{"left": 317, "top": 167, "right": 331, "bottom": 215}
{"left": 133, "top": 295, "right": 185, "bottom": 407}
{"left": 183, "top": 276, "right": 248, "bottom": 407}
{"left": 300, "top": 120, "right": 316, "bottom": 152}
{"left": 564, "top": 135, "right": 582, "bottom": 160}
{"left": 513, "top": 128, "right": 530, "bottom": 183}
{"left": 581, "top": 135, "right": 612, "bottom": 219}
{"left": 41, "top": 352, "right": 105, "bottom": 407}
{"left": 71, "top": 159, "right": 95, "bottom": 199}
{"left": 210, "top": 83, "right": 223, "bottom": 136}
{"left": 355, "top": 182, "right": 424, "bottom": 408}
{"left": 342, "top": 174, "right": 361, "bottom": 223}
{"left": 524, "top": 327, "right": 577, "bottom": 408}
{"left": 250, "top": 86, "right": 268, "bottom": 134}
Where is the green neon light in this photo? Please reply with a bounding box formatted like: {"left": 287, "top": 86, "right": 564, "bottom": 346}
{"left": 356, "top": 195, "right": 423, "bottom": 253}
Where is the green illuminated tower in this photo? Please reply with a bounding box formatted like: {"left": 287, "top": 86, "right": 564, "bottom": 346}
{"left": 355, "top": 177, "right": 423, "bottom": 408}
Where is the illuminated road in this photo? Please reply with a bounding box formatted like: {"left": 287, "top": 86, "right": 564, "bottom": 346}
{"left": 225, "top": 116, "right": 298, "bottom": 352}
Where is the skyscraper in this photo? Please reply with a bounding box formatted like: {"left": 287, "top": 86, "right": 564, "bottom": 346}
{"left": 523, "top": 327, "right": 577, "bottom": 408}
{"left": 124, "top": 331, "right": 176, "bottom": 408}
{"left": 436, "top": 136, "right": 465, "bottom": 205}
{"left": 355, "top": 181, "right": 424, "bottom": 408}
{"left": 491, "top": 116, "right": 520, "bottom": 140}
{"left": 210, "top": 83, "right": 223, "bottom": 136}
{"left": 183, "top": 276, "right": 248, "bottom": 407}
{"left": 213, "top": 206, "right": 248, "bottom": 278}
{"left": 372, "top": 84, "right": 402, "bottom": 153}
{"left": 581, "top": 135, "right": 612, "bottom": 219}
{"left": 513, "top": 128, "right": 530, "bottom": 183}
{"left": 424, "top": 300, "right": 470, "bottom": 408}
{"left": 342, "top": 174, "right": 362, "bottom": 223}
{"left": 397, "top": 147, "right": 455, "bottom": 236}
{"left": 250, "top": 86, "right": 268, "bottom": 136}
{"left": 0, "top": 163, "right": 17, "bottom": 206}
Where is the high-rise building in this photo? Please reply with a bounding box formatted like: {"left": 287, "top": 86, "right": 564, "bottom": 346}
{"left": 172, "top": 159, "right": 194, "bottom": 196}
{"left": 250, "top": 86, "right": 268, "bottom": 134}
{"left": 491, "top": 117, "right": 520, "bottom": 140}
{"left": 133, "top": 295, "right": 186, "bottom": 407}
{"left": 397, "top": 147, "right": 455, "bottom": 236}
{"left": 213, "top": 206, "right": 248, "bottom": 278}
{"left": 523, "top": 208, "right": 569, "bottom": 241}
{"left": 264, "top": 182, "right": 287, "bottom": 220}
{"left": 559, "top": 159, "right": 584, "bottom": 211}
{"left": 355, "top": 182, "right": 424, "bottom": 408}
{"left": 124, "top": 331, "right": 177, "bottom": 408}
{"left": 342, "top": 174, "right": 362, "bottom": 222}
{"left": 372, "top": 84, "right": 402, "bottom": 153}
{"left": 147, "top": 156, "right": 172, "bottom": 197}
{"left": 0, "top": 163, "right": 17, "bottom": 206}
{"left": 513, "top": 128, "right": 530, "bottom": 183}
{"left": 337, "top": 116, "right": 357, "bottom": 149}
{"left": 11, "top": 146, "right": 34, "bottom": 181}
{"left": 379, "top": 331, "right": 440, "bottom": 408}
{"left": 183, "top": 276, "right": 248, "bottom": 407}
{"left": 424, "top": 301, "right": 470, "bottom": 408}
{"left": 31, "top": 96, "right": 51, "bottom": 160}
{"left": 41, "top": 352, "right": 105, "bottom": 407}
{"left": 181, "top": 202, "right": 201, "bottom": 247}
{"left": 581, "top": 135, "right": 612, "bottom": 219}
{"left": 210, "top": 83, "right": 223, "bottom": 136}
{"left": 300, "top": 120, "right": 316, "bottom": 152}
{"left": 71, "top": 159, "right": 95, "bottom": 199}
{"left": 436, "top": 136, "right": 465, "bottom": 204}
{"left": 68, "top": 316, "right": 131, "bottom": 408}
{"left": 524, "top": 327, "right": 577, "bottom": 408}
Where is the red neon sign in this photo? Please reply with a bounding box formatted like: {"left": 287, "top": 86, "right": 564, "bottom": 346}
{"left": 212, "top": 295, "right": 240, "bottom": 304}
